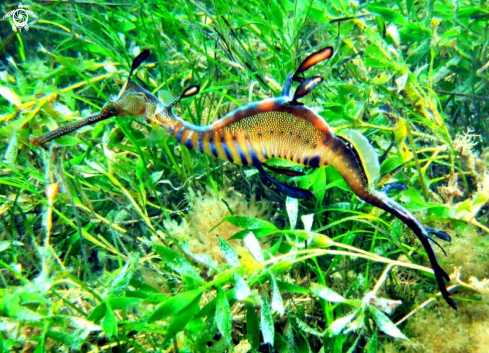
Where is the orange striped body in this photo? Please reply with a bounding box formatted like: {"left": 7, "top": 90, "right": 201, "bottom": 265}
{"left": 166, "top": 97, "right": 369, "bottom": 197}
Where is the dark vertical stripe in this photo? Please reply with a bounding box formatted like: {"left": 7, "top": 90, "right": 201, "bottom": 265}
{"left": 309, "top": 155, "right": 320, "bottom": 168}
{"left": 303, "top": 157, "right": 309, "bottom": 165}
{"left": 176, "top": 126, "right": 184, "bottom": 142}
{"left": 222, "top": 141, "right": 234, "bottom": 163}
{"left": 234, "top": 140, "right": 248, "bottom": 166}
{"left": 209, "top": 137, "right": 218, "bottom": 158}
{"left": 249, "top": 148, "right": 260, "bottom": 166}
{"left": 185, "top": 136, "right": 193, "bottom": 150}
{"left": 198, "top": 133, "right": 204, "bottom": 153}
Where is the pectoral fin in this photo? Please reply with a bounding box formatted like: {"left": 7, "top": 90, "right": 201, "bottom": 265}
{"left": 382, "top": 182, "right": 408, "bottom": 194}
{"left": 256, "top": 163, "right": 312, "bottom": 199}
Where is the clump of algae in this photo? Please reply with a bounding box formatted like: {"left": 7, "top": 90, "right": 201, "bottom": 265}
{"left": 385, "top": 299, "right": 489, "bottom": 353}
{"left": 163, "top": 185, "right": 271, "bottom": 263}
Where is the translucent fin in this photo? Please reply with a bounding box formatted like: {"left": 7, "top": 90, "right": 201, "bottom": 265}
{"left": 263, "top": 163, "right": 305, "bottom": 177}
{"left": 256, "top": 163, "right": 312, "bottom": 199}
{"left": 382, "top": 182, "right": 408, "bottom": 194}
{"left": 339, "top": 129, "right": 380, "bottom": 187}
{"left": 281, "top": 73, "right": 293, "bottom": 97}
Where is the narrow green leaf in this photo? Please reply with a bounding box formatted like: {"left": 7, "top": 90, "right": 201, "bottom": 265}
{"left": 380, "top": 156, "right": 404, "bottom": 174}
{"left": 301, "top": 214, "right": 314, "bottom": 232}
{"left": 326, "top": 311, "right": 358, "bottom": 336}
{"left": 395, "top": 74, "right": 409, "bottom": 92}
{"left": 345, "top": 308, "right": 365, "bottom": 333}
{"left": 285, "top": 320, "right": 299, "bottom": 353}
{"left": 46, "top": 330, "right": 83, "bottom": 348}
{"left": 366, "top": 330, "right": 379, "bottom": 353}
{"left": 3, "top": 134, "right": 18, "bottom": 164}
{"left": 243, "top": 232, "right": 264, "bottom": 262}
{"left": 260, "top": 294, "right": 274, "bottom": 346}
{"left": 19, "top": 292, "right": 49, "bottom": 305}
{"left": 366, "top": 5, "right": 406, "bottom": 25}
{"left": 102, "top": 301, "right": 118, "bottom": 338}
{"left": 162, "top": 295, "right": 202, "bottom": 348}
{"left": 277, "top": 281, "right": 310, "bottom": 295}
{"left": 286, "top": 197, "right": 298, "bottom": 230}
{"left": 368, "top": 305, "right": 407, "bottom": 339}
{"left": 148, "top": 288, "right": 203, "bottom": 323}
{"left": 108, "top": 297, "right": 143, "bottom": 310}
{"left": 218, "top": 237, "right": 240, "bottom": 266}
{"left": 225, "top": 216, "right": 277, "bottom": 230}
{"left": 88, "top": 303, "right": 106, "bottom": 323}
{"left": 216, "top": 288, "right": 232, "bottom": 344}
{"left": 0, "top": 241, "right": 22, "bottom": 253}
{"left": 294, "top": 316, "right": 324, "bottom": 337}
{"left": 234, "top": 274, "right": 251, "bottom": 300}
{"left": 310, "top": 283, "right": 345, "bottom": 303}
{"left": 108, "top": 260, "right": 136, "bottom": 297}
{"left": 150, "top": 170, "right": 164, "bottom": 183}
{"left": 246, "top": 303, "right": 260, "bottom": 349}
{"left": 153, "top": 245, "right": 202, "bottom": 280}
{"left": 270, "top": 275, "right": 284, "bottom": 315}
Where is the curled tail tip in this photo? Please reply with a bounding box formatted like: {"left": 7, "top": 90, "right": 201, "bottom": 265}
{"left": 434, "top": 266, "right": 456, "bottom": 309}
{"left": 444, "top": 295, "right": 457, "bottom": 310}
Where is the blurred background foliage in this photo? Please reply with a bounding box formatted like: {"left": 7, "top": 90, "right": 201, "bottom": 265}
{"left": 1, "top": 0, "right": 488, "bottom": 352}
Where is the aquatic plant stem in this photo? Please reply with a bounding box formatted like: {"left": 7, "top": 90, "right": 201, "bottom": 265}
{"left": 406, "top": 122, "right": 430, "bottom": 201}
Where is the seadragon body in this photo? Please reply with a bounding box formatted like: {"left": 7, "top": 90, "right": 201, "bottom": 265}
{"left": 31, "top": 47, "right": 456, "bottom": 309}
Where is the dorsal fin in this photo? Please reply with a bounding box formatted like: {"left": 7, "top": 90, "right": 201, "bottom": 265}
{"left": 338, "top": 129, "right": 380, "bottom": 187}
{"left": 129, "top": 49, "right": 150, "bottom": 79}
{"left": 118, "top": 49, "right": 151, "bottom": 99}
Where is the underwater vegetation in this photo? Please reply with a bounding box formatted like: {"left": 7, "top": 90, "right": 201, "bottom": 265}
{"left": 1, "top": 0, "right": 489, "bottom": 352}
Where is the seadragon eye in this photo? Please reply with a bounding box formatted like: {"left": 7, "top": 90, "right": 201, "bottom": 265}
{"left": 103, "top": 104, "right": 117, "bottom": 115}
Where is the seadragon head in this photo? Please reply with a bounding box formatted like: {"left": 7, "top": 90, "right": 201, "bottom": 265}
{"left": 30, "top": 50, "right": 199, "bottom": 146}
